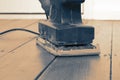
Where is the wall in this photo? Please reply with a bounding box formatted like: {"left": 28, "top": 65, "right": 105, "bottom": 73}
{"left": 0, "top": 0, "right": 120, "bottom": 20}
{"left": 0, "top": 0, "right": 46, "bottom": 19}
{"left": 83, "top": 0, "right": 120, "bottom": 20}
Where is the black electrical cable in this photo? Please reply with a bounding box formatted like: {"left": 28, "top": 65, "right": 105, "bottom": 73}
{"left": 0, "top": 28, "right": 40, "bottom": 35}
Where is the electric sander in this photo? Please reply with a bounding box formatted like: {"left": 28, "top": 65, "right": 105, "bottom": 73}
{"left": 36, "top": 0, "right": 100, "bottom": 56}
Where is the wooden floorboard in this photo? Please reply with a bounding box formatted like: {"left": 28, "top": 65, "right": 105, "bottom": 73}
{"left": 0, "top": 39, "right": 55, "bottom": 80}
{"left": 0, "top": 20, "right": 117, "bottom": 80}
{"left": 0, "top": 19, "right": 39, "bottom": 32}
{"left": 92, "top": 20, "right": 113, "bottom": 55}
{"left": 0, "top": 20, "right": 39, "bottom": 58}
{"left": 0, "top": 19, "right": 56, "bottom": 80}
{"left": 0, "top": 20, "right": 16, "bottom": 26}
{"left": 38, "top": 56, "right": 110, "bottom": 80}
{"left": 112, "top": 21, "right": 120, "bottom": 80}
{"left": 38, "top": 20, "right": 112, "bottom": 80}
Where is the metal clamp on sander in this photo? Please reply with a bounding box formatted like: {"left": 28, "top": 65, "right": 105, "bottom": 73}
{"left": 36, "top": 0, "right": 100, "bottom": 56}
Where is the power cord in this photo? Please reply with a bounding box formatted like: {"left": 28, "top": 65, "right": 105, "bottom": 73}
{"left": 0, "top": 28, "right": 40, "bottom": 36}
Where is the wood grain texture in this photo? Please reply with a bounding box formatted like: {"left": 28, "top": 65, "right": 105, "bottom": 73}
{"left": 0, "top": 20, "right": 39, "bottom": 57}
{"left": 0, "top": 20, "right": 116, "bottom": 80}
{"left": 0, "top": 39, "right": 55, "bottom": 80}
{"left": 38, "top": 56, "right": 110, "bottom": 80}
{"left": 38, "top": 20, "right": 112, "bottom": 80}
{"left": 83, "top": 20, "right": 112, "bottom": 55}
{"left": 0, "top": 20, "right": 15, "bottom": 26}
{"left": 112, "top": 21, "right": 120, "bottom": 80}
{"left": 0, "top": 20, "right": 55, "bottom": 80}
{"left": 0, "top": 19, "right": 39, "bottom": 32}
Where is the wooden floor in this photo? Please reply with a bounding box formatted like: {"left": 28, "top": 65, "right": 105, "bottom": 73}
{"left": 0, "top": 19, "right": 120, "bottom": 80}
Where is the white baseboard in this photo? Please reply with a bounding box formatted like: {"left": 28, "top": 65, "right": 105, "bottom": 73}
{"left": 0, "top": 14, "right": 119, "bottom": 20}
{"left": 0, "top": 14, "right": 47, "bottom": 19}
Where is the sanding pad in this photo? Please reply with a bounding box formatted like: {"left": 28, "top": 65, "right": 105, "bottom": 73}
{"left": 36, "top": 37, "right": 100, "bottom": 56}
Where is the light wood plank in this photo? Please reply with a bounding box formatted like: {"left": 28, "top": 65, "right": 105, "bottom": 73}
{"left": 0, "top": 39, "right": 55, "bottom": 80}
{"left": 0, "top": 20, "right": 56, "bottom": 80}
{"left": 0, "top": 19, "right": 39, "bottom": 32}
{"left": 38, "top": 56, "right": 110, "bottom": 80}
{"left": 112, "top": 21, "right": 120, "bottom": 80}
{"left": 83, "top": 20, "right": 112, "bottom": 55}
{"left": 38, "top": 20, "right": 112, "bottom": 80}
{"left": 0, "top": 20, "right": 113, "bottom": 80}
{"left": 0, "top": 20, "right": 16, "bottom": 26}
{"left": 0, "top": 23, "right": 39, "bottom": 57}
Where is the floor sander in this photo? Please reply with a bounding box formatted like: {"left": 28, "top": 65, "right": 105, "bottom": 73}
{"left": 36, "top": 0, "right": 100, "bottom": 56}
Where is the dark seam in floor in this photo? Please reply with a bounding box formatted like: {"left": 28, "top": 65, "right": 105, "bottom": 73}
{"left": 110, "top": 24, "right": 113, "bottom": 80}
{"left": 23, "top": 20, "right": 40, "bottom": 28}
{"left": 0, "top": 37, "right": 37, "bottom": 59}
{"left": 34, "top": 56, "right": 57, "bottom": 80}
{"left": 8, "top": 37, "right": 37, "bottom": 53}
